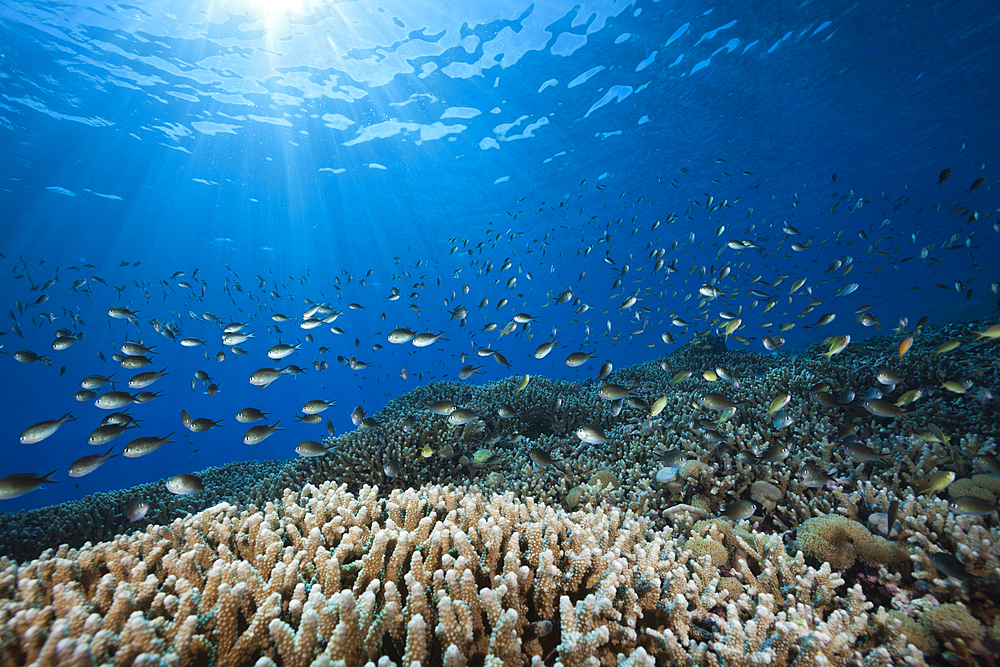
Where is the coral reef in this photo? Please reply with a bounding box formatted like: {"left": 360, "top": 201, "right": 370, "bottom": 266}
{"left": 1, "top": 317, "right": 999, "bottom": 664}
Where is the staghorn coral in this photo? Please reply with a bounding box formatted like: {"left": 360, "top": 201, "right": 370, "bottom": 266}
{"left": 0, "top": 482, "right": 926, "bottom": 667}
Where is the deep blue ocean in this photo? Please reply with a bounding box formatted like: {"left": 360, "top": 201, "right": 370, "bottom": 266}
{"left": 1, "top": 0, "right": 997, "bottom": 512}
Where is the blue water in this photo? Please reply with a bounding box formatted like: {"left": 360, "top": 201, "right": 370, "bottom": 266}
{"left": 1, "top": 0, "right": 998, "bottom": 511}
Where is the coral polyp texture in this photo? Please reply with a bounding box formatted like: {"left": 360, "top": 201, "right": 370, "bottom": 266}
{"left": 1, "top": 322, "right": 999, "bottom": 665}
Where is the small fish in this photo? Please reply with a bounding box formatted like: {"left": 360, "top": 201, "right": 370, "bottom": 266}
{"left": 243, "top": 420, "right": 283, "bottom": 445}
{"left": 448, "top": 409, "right": 480, "bottom": 426}
{"left": 565, "top": 351, "right": 595, "bottom": 367}
{"left": 302, "top": 399, "right": 335, "bottom": 414}
{"left": 949, "top": 496, "right": 999, "bottom": 516}
{"left": 758, "top": 442, "right": 791, "bottom": 462}
{"left": 236, "top": 407, "right": 271, "bottom": 423}
{"left": 384, "top": 459, "right": 401, "bottom": 477}
{"left": 656, "top": 449, "right": 688, "bottom": 468}
{"left": 515, "top": 374, "right": 530, "bottom": 394}
{"left": 0, "top": 471, "right": 58, "bottom": 499}
{"left": 862, "top": 399, "right": 906, "bottom": 418}
{"left": 767, "top": 393, "right": 790, "bottom": 416}
{"left": 972, "top": 323, "right": 1000, "bottom": 340}
{"left": 575, "top": 424, "right": 609, "bottom": 445}
{"left": 967, "top": 176, "right": 986, "bottom": 193}
{"left": 267, "top": 343, "right": 302, "bottom": 360}
{"left": 598, "top": 383, "right": 634, "bottom": 401}
{"left": 528, "top": 447, "right": 565, "bottom": 473}
{"left": 650, "top": 396, "right": 668, "bottom": 417}
{"left": 325, "top": 418, "right": 336, "bottom": 437}
{"left": 124, "top": 498, "right": 150, "bottom": 522}
{"left": 917, "top": 471, "right": 955, "bottom": 495}
{"left": 933, "top": 340, "right": 960, "bottom": 355}
{"left": 800, "top": 462, "right": 837, "bottom": 488}
{"left": 699, "top": 393, "right": 739, "bottom": 411}
{"left": 821, "top": 335, "right": 850, "bottom": 359}
{"left": 936, "top": 168, "right": 952, "bottom": 186}
{"left": 123, "top": 433, "right": 176, "bottom": 458}
{"left": 771, "top": 411, "right": 795, "bottom": 429}
{"left": 898, "top": 336, "right": 913, "bottom": 358}
{"left": 845, "top": 441, "right": 890, "bottom": 463}
{"left": 533, "top": 340, "right": 557, "bottom": 359}
{"left": 69, "top": 447, "right": 118, "bottom": 477}
{"left": 426, "top": 400, "right": 456, "bottom": 416}
{"left": 895, "top": 389, "right": 923, "bottom": 407}
{"left": 296, "top": 441, "right": 330, "bottom": 457}
{"left": 885, "top": 500, "right": 899, "bottom": 539}
{"left": 671, "top": 370, "right": 692, "bottom": 384}
{"left": 722, "top": 499, "right": 759, "bottom": 520}
{"left": 165, "top": 473, "right": 204, "bottom": 495}
{"left": 20, "top": 412, "right": 77, "bottom": 444}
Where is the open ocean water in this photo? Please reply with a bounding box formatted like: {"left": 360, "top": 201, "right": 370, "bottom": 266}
{"left": 0, "top": 0, "right": 999, "bottom": 664}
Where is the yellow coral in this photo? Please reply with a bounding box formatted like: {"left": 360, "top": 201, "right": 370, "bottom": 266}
{"left": 796, "top": 514, "right": 908, "bottom": 570}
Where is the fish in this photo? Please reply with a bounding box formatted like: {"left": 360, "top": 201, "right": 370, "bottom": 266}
{"left": 575, "top": 424, "right": 609, "bottom": 445}
{"left": 412, "top": 332, "right": 447, "bottom": 347}
{"left": 936, "top": 168, "right": 952, "bottom": 186}
{"left": 20, "top": 412, "right": 77, "bottom": 444}
{"left": 267, "top": 343, "right": 302, "bottom": 360}
{"left": 295, "top": 440, "right": 330, "bottom": 457}
{"left": 533, "top": 340, "right": 557, "bottom": 358}
{"left": 767, "top": 394, "right": 790, "bottom": 416}
{"left": 949, "top": 496, "right": 999, "bottom": 516}
{"left": 862, "top": 399, "right": 907, "bottom": 418}
{"left": 800, "top": 462, "right": 837, "bottom": 488}
{"left": 458, "top": 365, "right": 483, "bottom": 380}
{"left": 302, "top": 400, "right": 335, "bottom": 414}
{"left": 165, "top": 473, "right": 204, "bottom": 495}
{"left": 758, "top": 442, "right": 791, "bottom": 462}
{"left": 448, "top": 409, "right": 480, "bottom": 425}
{"left": 528, "top": 447, "right": 565, "bottom": 473}
{"left": 967, "top": 176, "right": 986, "bottom": 193}
{"left": 124, "top": 498, "right": 150, "bottom": 522}
{"left": 845, "top": 441, "right": 891, "bottom": 463}
{"left": 88, "top": 423, "right": 137, "bottom": 445}
{"left": 128, "top": 368, "right": 169, "bottom": 389}
{"left": 898, "top": 336, "right": 913, "bottom": 358}
{"left": 699, "top": 393, "right": 739, "bottom": 411}
{"left": 236, "top": 407, "right": 271, "bottom": 423}
{"left": 69, "top": 447, "right": 118, "bottom": 477}
{"left": 722, "top": 500, "right": 759, "bottom": 520}
{"left": 565, "top": 351, "right": 596, "bottom": 367}
{"left": 917, "top": 471, "right": 955, "bottom": 495}
{"left": 671, "top": 370, "right": 692, "bottom": 384}
{"left": 123, "top": 433, "right": 176, "bottom": 458}
{"left": 821, "top": 335, "right": 850, "bottom": 359}
{"left": 656, "top": 449, "right": 687, "bottom": 468}
{"left": 515, "top": 374, "right": 530, "bottom": 394}
{"left": 387, "top": 327, "right": 417, "bottom": 344}
{"left": 972, "top": 323, "right": 1000, "bottom": 340}
{"left": 598, "top": 383, "right": 634, "bottom": 401}
{"left": 0, "top": 470, "right": 58, "bottom": 499}
{"left": 94, "top": 391, "right": 138, "bottom": 410}
{"left": 249, "top": 366, "right": 296, "bottom": 387}
{"left": 650, "top": 396, "right": 668, "bottom": 417}
{"left": 933, "top": 340, "right": 960, "bottom": 355}
{"left": 243, "top": 420, "right": 283, "bottom": 445}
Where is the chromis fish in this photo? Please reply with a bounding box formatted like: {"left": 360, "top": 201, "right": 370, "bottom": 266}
{"left": 0, "top": 471, "right": 57, "bottom": 500}
{"left": 949, "top": 496, "right": 999, "bottom": 516}
{"left": 295, "top": 441, "right": 330, "bottom": 457}
{"left": 699, "top": 393, "right": 739, "bottom": 411}
{"left": 722, "top": 499, "right": 759, "bottom": 520}
{"left": 124, "top": 498, "right": 150, "bottom": 522}
{"left": 862, "top": 399, "right": 907, "bottom": 419}
{"left": 575, "top": 424, "right": 609, "bottom": 445}
{"left": 20, "top": 412, "right": 77, "bottom": 444}
{"left": 166, "top": 473, "right": 204, "bottom": 495}
{"left": 528, "top": 447, "right": 565, "bottom": 473}
{"left": 69, "top": 447, "right": 118, "bottom": 477}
